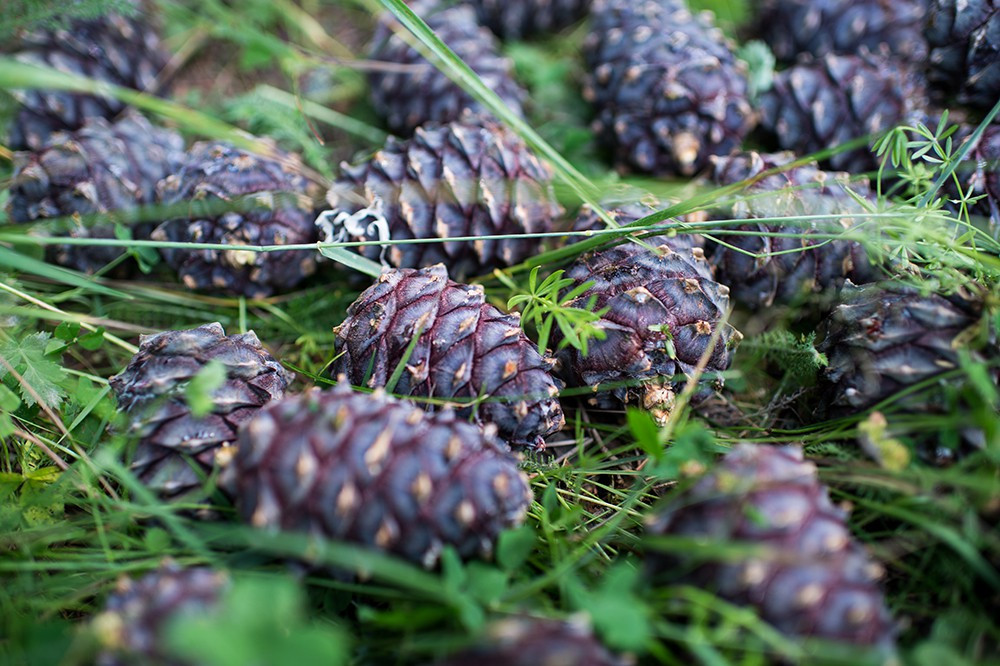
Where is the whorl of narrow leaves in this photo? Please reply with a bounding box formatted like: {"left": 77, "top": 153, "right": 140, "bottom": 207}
{"left": 367, "top": 0, "right": 525, "bottom": 135}
{"left": 759, "top": 50, "right": 927, "bottom": 172}
{"left": 8, "top": 1, "right": 171, "bottom": 150}
{"left": 646, "top": 444, "right": 897, "bottom": 650}
{"left": 332, "top": 265, "right": 564, "bottom": 450}
{"left": 582, "top": 0, "right": 755, "bottom": 176}
{"left": 94, "top": 563, "right": 228, "bottom": 666}
{"left": 321, "top": 115, "right": 562, "bottom": 281}
{"left": 818, "top": 282, "right": 989, "bottom": 415}
{"left": 435, "top": 617, "right": 627, "bottom": 666}
{"left": 231, "top": 385, "right": 533, "bottom": 567}
{"left": 152, "top": 142, "right": 319, "bottom": 298}
{"left": 554, "top": 221, "right": 738, "bottom": 423}
{"left": 109, "top": 323, "right": 292, "bottom": 501}
{"left": 7, "top": 111, "right": 185, "bottom": 274}
{"left": 708, "top": 151, "right": 877, "bottom": 310}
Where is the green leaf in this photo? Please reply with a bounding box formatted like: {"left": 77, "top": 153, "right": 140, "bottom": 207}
{"left": 628, "top": 409, "right": 663, "bottom": 462}
{"left": 53, "top": 322, "right": 80, "bottom": 342}
{"left": 497, "top": 525, "right": 536, "bottom": 572}
{"left": 78, "top": 327, "right": 105, "bottom": 351}
{"left": 317, "top": 245, "right": 383, "bottom": 278}
{"left": 185, "top": 361, "right": 227, "bottom": 418}
{"left": 464, "top": 563, "right": 507, "bottom": 606}
{"left": 0, "top": 332, "right": 68, "bottom": 408}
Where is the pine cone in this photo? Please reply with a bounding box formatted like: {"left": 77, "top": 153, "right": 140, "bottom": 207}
{"left": 926, "top": 0, "right": 1000, "bottom": 109}
{"left": 434, "top": 617, "right": 627, "bottom": 666}
{"left": 332, "top": 265, "right": 564, "bottom": 450}
{"left": 7, "top": 111, "right": 184, "bottom": 274}
{"left": 368, "top": 0, "right": 525, "bottom": 135}
{"left": 108, "top": 323, "right": 292, "bottom": 502}
{"left": 9, "top": 4, "right": 171, "bottom": 151}
{"left": 759, "top": 51, "right": 926, "bottom": 172}
{"left": 818, "top": 282, "right": 989, "bottom": 416}
{"left": 707, "top": 152, "right": 877, "bottom": 310}
{"left": 94, "top": 563, "right": 227, "bottom": 666}
{"left": 152, "top": 142, "right": 319, "bottom": 298}
{"left": 321, "top": 115, "right": 562, "bottom": 280}
{"left": 231, "top": 384, "right": 533, "bottom": 567}
{"left": 646, "top": 444, "right": 896, "bottom": 651}
{"left": 468, "top": 0, "right": 591, "bottom": 40}
{"left": 554, "top": 225, "right": 739, "bottom": 423}
{"left": 752, "top": 0, "right": 928, "bottom": 63}
{"left": 582, "top": 0, "right": 755, "bottom": 176}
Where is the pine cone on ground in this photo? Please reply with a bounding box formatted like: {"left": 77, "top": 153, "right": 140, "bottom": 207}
{"left": 434, "top": 617, "right": 627, "bottom": 666}
{"left": 94, "top": 563, "right": 228, "bottom": 666}
{"left": 925, "top": 0, "right": 1000, "bottom": 109}
{"left": 7, "top": 111, "right": 184, "bottom": 274}
{"left": 368, "top": 0, "right": 525, "bottom": 135}
{"left": 646, "top": 443, "right": 896, "bottom": 651}
{"left": 582, "top": 0, "right": 755, "bottom": 176}
{"left": 321, "top": 116, "right": 562, "bottom": 280}
{"left": 152, "top": 142, "right": 319, "bottom": 298}
{"left": 759, "top": 51, "right": 926, "bottom": 172}
{"left": 332, "top": 265, "right": 564, "bottom": 450}
{"left": 230, "top": 384, "right": 533, "bottom": 567}
{"left": 707, "top": 152, "right": 877, "bottom": 310}
{"left": 752, "top": 0, "right": 928, "bottom": 63}
{"left": 8, "top": 4, "right": 171, "bottom": 151}
{"left": 554, "top": 223, "right": 739, "bottom": 423}
{"left": 468, "top": 0, "right": 591, "bottom": 40}
{"left": 818, "top": 281, "right": 990, "bottom": 416}
{"left": 109, "top": 323, "right": 292, "bottom": 502}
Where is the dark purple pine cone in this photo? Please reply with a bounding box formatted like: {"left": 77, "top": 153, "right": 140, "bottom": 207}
{"left": 332, "top": 265, "right": 564, "bottom": 450}
{"left": 708, "top": 151, "right": 877, "bottom": 310}
{"left": 109, "top": 323, "right": 292, "bottom": 502}
{"left": 818, "top": 281, "right": 989, "bottom": 416}
{"left": 468, "top": 0, "right": 592, "bottom": 40}
{"left": 646, "top": 444, "right": 897, "bottom": 652}
{"left": 582, "top": 0, "right": 755, "bottom": 176}
{"left": 94, "top": 563, "right": 228, "bottom": 666}
{"left": 153, "top": 142, "right": 319, "bottom": 298}
{"left": 925, "top": 0, "right": 1000, "bottom": 110}
{"left": 7, "top": 111, "right": 185, "bottom": 274}
{"left": 368, "top": 0, "right": 525, "bottom": 135}
{"left": 322, "top": 115, "right": 562, "bottom": 280}
{"left": 752, "top": 0, "right": 928, "bottom": 63}
{"left": 9, "top": 3, "right": 172, "bottom": 151}
{"left": 759, "top": 50, "right": 927, "bottom": 172}
{"left": 433, "top": 617, "right": 627, "bottom": 666}
{"left": 231, "top": 384, "right": 533, "bottom": 567}
{"left": 554, "top": 222, "right": 739, "bottom": 423}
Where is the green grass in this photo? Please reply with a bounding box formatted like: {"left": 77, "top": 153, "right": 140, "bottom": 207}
{"left": 1, "top": 1, "right": 1000, "bottom": 665}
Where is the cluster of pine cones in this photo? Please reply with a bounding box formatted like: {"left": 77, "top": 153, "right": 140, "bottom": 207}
{"left": 4, "top": 0, "right": 998, "bottom": 664}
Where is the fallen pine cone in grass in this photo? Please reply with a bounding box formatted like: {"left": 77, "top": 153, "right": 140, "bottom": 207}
{"left": 332, "top": 265, "right": 564, "bottom": 450}
{"left": 468, "top": 0, "right": 591, "bottom": 40}
{"left": 109, "top": 323, "right": 292, "bottom": 504}
{"left": 230, "top": 384, "right": 533, "bottom": 567}
{"left": 646, "top": 443, "right": 897, "bottom": 651}
{"left": 553, "top": 219, "right": 740, "bottom": 423}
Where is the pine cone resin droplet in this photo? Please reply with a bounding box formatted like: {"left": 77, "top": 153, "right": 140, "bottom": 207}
{"left": 554, "top": 225, "right": 739, "bottom": 423}
{"left": 8, "top": 1, "right": 172, "bottom": 150}
{"left": 368, "top": 0, "right": 525, "bottom": 135}
{"left": 752, "top": 0, "right": 928, "bottom": 63}
{"left": 94, "top": 563, "right": 228, "bottom": 666}
{"left": 321, "top": 115, "right": 562, "bottom": 280}
{"left": 582, "top": 0, "right": 755, "bottom": 176}
{"left": 153, "top": 142, "right": 319, "bottom": 298}
{"left": 7, "top": 111, "right": 185, "bottom": 274}
{"left": 332, "top": 265, "right": 564, "bottom": 450}
{"left": 231, "top": 385, "right": 533, "bottom": 567}
{"left": 646, "top": 444, "right": 897, "bottom": 651}
{"left": 707, "top": 152, "right": 877, "bottom": 311}
{"left": 434, "top": 616, "right": 628, "bottom": 666}
{"left": 109, "top": 323, "right": 292, "bottom": 502}
{"left": 759, "top": 50, "right": 927, "bottom": 173}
